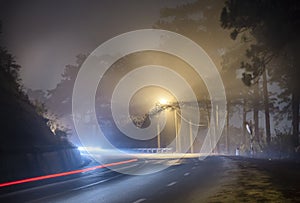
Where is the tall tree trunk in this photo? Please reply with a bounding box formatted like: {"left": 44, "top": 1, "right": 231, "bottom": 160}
{"left": 292, "top": 90, "right": 299, "bottom": 148}
{"left": 253, "top": 82, "right": 260, "bottom": 143}
{"left": 214, "top": 104, "right": 220, "bottom": 153}
{"left": 226, "top": 101, "right": 229, "bottom": 154}
{"left": 243, "top": 98, "right": 247, "bottom": 144}
{"left": 262, "top": 70, "right": 271, "bottom": 145}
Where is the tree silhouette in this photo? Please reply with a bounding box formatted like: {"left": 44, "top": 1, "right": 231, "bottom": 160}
{"left": 221, "top": 0, "right": 300, "bottom": 148}
{"left": 155, "top": 0, "right": 260, "bottom": 153}
{"left": 0, "top": 22, "right": 73, "bottom": 149}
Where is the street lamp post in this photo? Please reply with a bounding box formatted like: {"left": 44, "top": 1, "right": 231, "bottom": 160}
{"left": 189, "top": 120, "right": 194, "bottom": 153}
{"left": 174, "top": 109, "right": 179, "bottom": 153}
{"left": 157, "top": 121, "right": 161, "bottom": 149}
{"left": 158, "top": 99, "right": 180, "bottom": 153}
{"left": 154, "top": 99, "right": 183, "bottom": 153}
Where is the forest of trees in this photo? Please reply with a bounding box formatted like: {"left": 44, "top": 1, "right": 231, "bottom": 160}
{"left": 0, "top": 25, "right": 62, "bottom": 149}
{"left": 0, "top": 22, "right": 86, "bottom": 181}
{"left": 221, "top": 0, "right": 300, "bottom": 154}
{"left": 26, "top": 0, "right": 300, "bottom": 158}
{"left": 153, "top": 0, "right": 300, "bottom": 156}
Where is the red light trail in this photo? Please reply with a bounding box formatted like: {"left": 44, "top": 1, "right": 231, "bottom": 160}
{"left": 0, "top": 158, "right": 138, "bottom": 188}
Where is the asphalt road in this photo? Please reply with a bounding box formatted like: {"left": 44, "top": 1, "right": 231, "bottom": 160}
{"left": 1, "top": 156, "right": 300, "bottom": 203}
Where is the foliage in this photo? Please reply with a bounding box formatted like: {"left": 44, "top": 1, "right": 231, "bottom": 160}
{"left": 0, "top": 47, "right": 22, "bottom": 93}
{"left": 221, "top": 0, "right": 300, "bottom": 147}
{"left": 46, "top": 54, "right": 86, "bottom": 116}
{"left": 0, "top": 22, "right": 70, "bottom": 143}
{"left": 270, "top": 128, "right": 294, "bottom": 158}
{"left": 32, "top": 99, "right": 48, "bottom": 116}
{"left": 221, "top": 0, "right": 300, "bottom": 92}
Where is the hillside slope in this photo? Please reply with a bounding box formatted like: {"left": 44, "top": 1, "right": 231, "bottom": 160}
{"left": 0, "top": 48, "right": 83, "bottom": 182}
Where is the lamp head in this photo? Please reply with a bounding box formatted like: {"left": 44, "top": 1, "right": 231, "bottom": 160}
{"left": 159, "top": 98, "right": 168, "bottom": 105}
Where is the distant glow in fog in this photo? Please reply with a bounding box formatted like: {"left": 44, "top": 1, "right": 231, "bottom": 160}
{"left": 77, "top": 147, "right": 107, "bottom": 155}
{"left": 78, "top": 146, "right": 103, "bottom": 153}
{"left": 159, "top": 98, "right": 168, "bottom": 105}
{"left": 72, "top": 29, "right": 226, "bottom": 174}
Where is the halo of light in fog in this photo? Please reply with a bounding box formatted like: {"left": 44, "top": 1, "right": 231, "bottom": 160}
{"left": 72, "top": 29, "right": 226, "bottom": 175}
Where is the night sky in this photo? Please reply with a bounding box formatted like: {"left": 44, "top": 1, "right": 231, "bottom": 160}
{"left": 0, "top": 0, "right": 196, "bottom": 90}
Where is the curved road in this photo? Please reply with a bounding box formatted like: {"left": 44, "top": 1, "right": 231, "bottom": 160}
{"left": 1, "top": 156, "right": 300, "bottom": 202}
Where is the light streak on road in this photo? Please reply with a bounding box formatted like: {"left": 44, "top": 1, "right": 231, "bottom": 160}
{"left": 0, "top": 159, "right": 138, "bottom": 188}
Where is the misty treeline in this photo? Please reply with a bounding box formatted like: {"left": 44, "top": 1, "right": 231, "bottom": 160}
{"left": 0, "top": 27, "right": 22, "bottom": 95}
{"left": 0, "top": 23, "right": 71, "bottom": 148}
{"left": 221, "top": 0, "right": 300, "bottom": 155}
{"left": 0, "top": 43, "right": 68, "bottom": 141}
{"left": 26, "top": 1, "right": 299, "bottom": 157}
{"left": 157, "top": 0, "right": 300, "bottom": 156}
{"left": 0, "top": 36, "right": 72, "bottom": 139}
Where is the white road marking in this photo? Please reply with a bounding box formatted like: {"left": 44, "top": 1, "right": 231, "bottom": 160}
{"left": 169, "top": 168, "right": 176, "bottom": 172}
{"left": 133, "top": 198, "right": 147, "bottom": 203}
{"left": 113, "top": 164, "right": 139, "bottom": 171}
{"left": 74, "top": 174, "right": 124, "bottom": 190}
{"left": 167, "top": 181, "right": 177, "bottom": 187}
{"left": 192, "top": 166, "right": 196, "bottom": 169}
{"left": 30, "top": 174, "right": 124, "bottom": 202}
{"left": 184, "top": 172, "right": 190, "bottom": 176}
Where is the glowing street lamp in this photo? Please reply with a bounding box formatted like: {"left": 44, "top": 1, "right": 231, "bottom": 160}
{"left": 154, "top": 99, "right": 203, "bottom": 153}
{"left": 159, "top": 98, "right": 168, "bottom": 105}
{"left": 157, "top": 98, "right": 169, "bottom": 150}
{"left": 156, "top": 98, "right": 180, "bottom": 152}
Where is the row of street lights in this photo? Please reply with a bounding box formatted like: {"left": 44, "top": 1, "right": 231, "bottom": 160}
{"left": 154, "top": 99, "right": 199, "bottom": 153}
{"left": 149, "top": 99, "right": 255, "bottom": 155}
